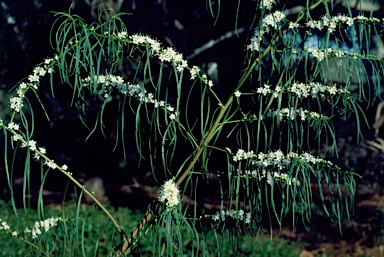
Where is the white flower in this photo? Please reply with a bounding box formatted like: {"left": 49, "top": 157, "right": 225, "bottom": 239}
{"left": 0, "top": 221, "right": 10, "bottom": 230}
{"left": 26, "top": 217, "right": 62, "bottom": 239}
{"left": 247, "top": 11, "right": 286, "bottom": 52}
{"left": 117, "top": 31, "right": 127, "bottom": 40}
{"left": 167, "top": 105, "right": 174, "bottom": 112}
{"left": 289, "top": 22, "right": 300, "bottom": 29}
{"left": 10, "top": 97, "right": 23, "bottom": 112}
{"left": 7, "top": 122, "right": 20, "bottom": 131}
{"left": 256, "top": 84, "right": 272, "bottom": 95}
{"left": 158, "top": 179, "right": 180, "bottom": 209}
{"left": 28, "top": 74, "right": 40, "bottom": 83}
{"left": 25, "top": 140, "right": 37, "bottom": 151}
{"left": 234, "top": 91, "right": 241, "bottom": 98}
{"left": 190, "top": 66, "right": 200, "bottom": 80}
{"left": 260, "top": 0, "right": 275, "bottom": 10}
{"left": 44, "top": 160, "right": 58, "bottom": 169}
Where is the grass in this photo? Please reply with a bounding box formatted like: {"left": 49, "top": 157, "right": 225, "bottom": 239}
{"left": 0, "top": 199, "right": 307, "bottom": 256}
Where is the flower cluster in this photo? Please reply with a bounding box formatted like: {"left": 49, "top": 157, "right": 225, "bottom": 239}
{"left": 256, "top": 84, "right": 272, "bottom": 96}
{"left": 117, "top": 31, "right": 127, "bottom": 40}
{"left": 247, "top": 11, "right": 286, "bottom": 51}
{"left": 116, "top": 33, "right": 215, "bottom": 87}
{"left": 288, "top": 81, "right": 349, "bottom": 98}
{"left": 202, "top": 74, "right": 214, "bottom": 88}
{"left": 233, "top": 149, "right": 333, "bottom": 166}
{"left": 7, "top": 122, "right": 20, "bottom": 130}
{"left": 190, "top": 66, "right": 200, "bottom": 80}
{"left": 159, "top": 47, "right": 188, "bottom": 72}
{"left": 0, "top": 219, "right": 10, "bottom": 231}
{"left": 354, "top": 15, "right": 382, "bottom": 23}
{"left": 0, "top": 216, "right": 62, "bottom": 240}
{"left": 211, "top": 209, "right": 252, "bottom": 224}
{"left": 267, "top": 107, "right": 329, "bottom": 122}
{"left": 129, "top": 34, "right": 189, "bottom": 72}
{"left": 306, "top": 14, "right": 354, "bottom": 33}
{"left": 305, "top": 14, "right": 384, "bottom": 34}
{"left": 288, "top": 22, "right": 300, "bottom": 29}
{"left": 82, "top": 74, "right": 179, "bottom": 120}
{"left": 24, "top": 217, "right": 63, "bottom": 239}
{"left": 259, "top": 0, "right": 275, "bottom": 10}
{"left": 158, "top": 179, "right": 180, "bottom": 209}
{"left": 231, "top": 149, "right": 339, "bottom": 186}
{"left": 130, "top": 34, "right": 161, "bottom": 53}
{"left": 256, "top": 82, "right": 350, "bottom": 99}
{"left": 9, "top": 59, "right": 54, "bottom": 113}
{"left": 9, "top": 131, "right": 68, "bottom": 172}
{"left": 306, "top": 47, "right": 381, "bottom": 62}
{"left": 243, "top": 168, "right": 301, "bottom": 186}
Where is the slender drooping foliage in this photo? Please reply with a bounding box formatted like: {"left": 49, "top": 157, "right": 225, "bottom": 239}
{"left": 1, "top": 0, "right": 383, "bottom": 256}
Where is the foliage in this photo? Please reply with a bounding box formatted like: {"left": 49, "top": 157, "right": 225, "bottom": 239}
{"left": 1, "top": 0, "right": 384, "bottom": 256}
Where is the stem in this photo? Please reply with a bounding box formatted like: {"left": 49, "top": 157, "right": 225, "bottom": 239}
{"left": 14, "top": 233, "right": 50, "bottom": 257}
{"left": 6, "top": 128, "right": 123, "bottom": 236}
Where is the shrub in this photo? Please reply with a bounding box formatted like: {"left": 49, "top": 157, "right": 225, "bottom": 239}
{"left": 1, "top": 0, "right": 383, "bottom": 256}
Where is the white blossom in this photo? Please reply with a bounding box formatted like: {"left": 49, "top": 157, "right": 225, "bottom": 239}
{"left": 190, "top": 66, "right": 200, "bottom": 80}
{"left": 0, "top": 220, "right": 10, "bottom": 230}
{"left": 260, "top": 0, "right": 275, "bottom": 10}
{"left": 7, "top": 122, "right": 20, "bottom": 131}
{"left": 158, "top": 179, "right": 180, "bottom": 209}
{"left": 117, "top": 31, "right": 128, "bottom": 40}
{"left": 10, "top": 97, "right": 23, "bottom": 112}
{"left": 247, "top": 11, "right": 286, "bottom": 52}
{"left": 44, "top": 160, "right": 58, "bottom": 169}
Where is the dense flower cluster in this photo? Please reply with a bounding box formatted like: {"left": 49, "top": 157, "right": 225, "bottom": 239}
{"left": 129, "top": 34, "right": 161, "bottom": 53}
{"left": 25, "top": 217, "right": 63, "bottom": 239}
{"left": 247, "top": 11, "right": 286, "bottom": 51}
{"left": 82, "top": 74, "right": 178, "bottom": 120}
{"left": 158, "top": 179, "right": 180, "bottom": 209}
{"left": 211, "top": 209, "right": 252, "bottom": 224}
{"left": 256, "top": 82, "right": 350, "bottom": 99}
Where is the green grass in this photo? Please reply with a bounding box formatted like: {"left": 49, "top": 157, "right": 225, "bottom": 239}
{"left": 0, "top": 199, "right": 305, "bottom": 256}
